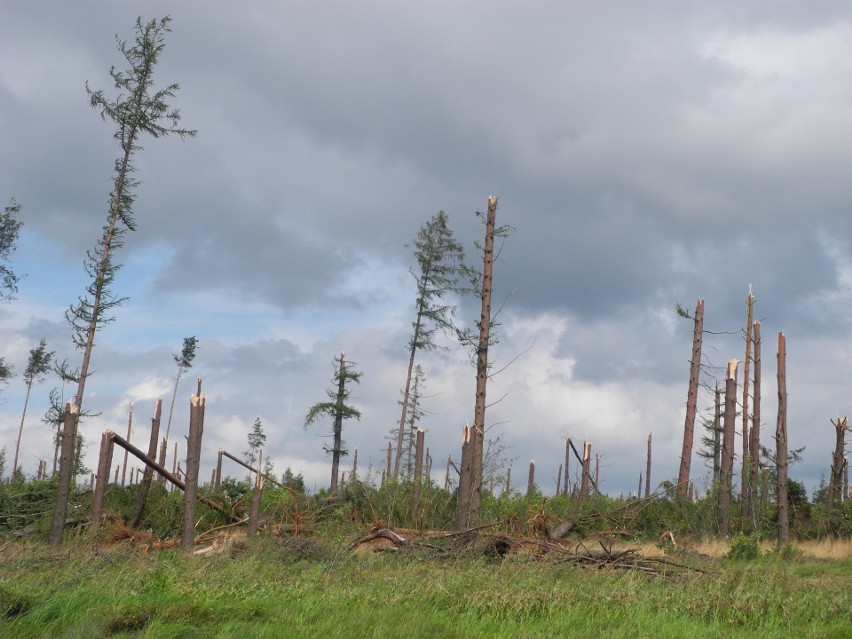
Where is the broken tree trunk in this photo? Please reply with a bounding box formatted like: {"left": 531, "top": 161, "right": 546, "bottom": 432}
{"left": 562, "top": 437, "right": 570, "bottom": 496}
{"left": 411, "top": 429, "right": 425, "bottom": 516}
{"left": 579, "top": 442, "right": 592, "bottom": 499}
{"left": 678, "top": 298, "right": 704, "bottom": 500}
{"left": 645, "top": 432, "right": 652, "bottom": 498}
{"left": 91, "top": 429, "right": 116, "bottom": 537}
{"left": 526, "top": 460, "right": 536, "bottom": 497}
{"left": 49, "top": 403, "right": 79, "bottom": 547}
{"left": 181, "top": 391, "right": 205, "bottom": 552}
{"left": 776, "top": 332, "right": 789, "bottom": 545}
{"left": 719, "top": 359, "right": 738, "bottom": 536}
{"left": 740, "top": 286, "right": 754, "bottom": 521}
{"left": 828, "top": 417, "right": 847, "bottom": 507}
{"left": 456, "top": 195, "right": 498, "bottom": 530}
{"left": 748, "top": 321, "right": 762, "bottom": 523}
{"left": 247, "top": 450, "right": 263, "bottom": 538}
{"left": 132, "top": 399, "right": 162, "bottom": 527}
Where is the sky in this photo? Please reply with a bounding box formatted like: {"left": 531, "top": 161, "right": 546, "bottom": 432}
{"left": 2, "top": 1, "right": 852, "bottom": 499}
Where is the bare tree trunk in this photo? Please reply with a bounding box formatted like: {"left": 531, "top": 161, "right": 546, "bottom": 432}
{"left": 132, "top": 399, "right": 161, "bottom": 527}
{"left": 678, "top": 298, "right": 704, "bottom": 499}
{"left": 456, "top": 196, "right": 498, "bottom": 529}
{"left": 713, "top": 383, "right": 722, "bottom": 488}
{"left": 562, "top": 437, "right": 570, "bottom": 496}
{"left": 719, "top": 359, "right": 738, "bottom": 536}
{"left": 637, "top": 473, "right": 643, "bottom": 499}
{"left": 645, "top": 432, "right": 652, "bottom": 498}
{"left": 555, "top": 463, "right": 562, "bottom": 496}
{"left": 411, "top": 429, "right": 425, "bottom": 516}
{"left": 329, "top": 353, "right": 347, "bottom": 497}
{"left": 385, "top": 442, "right": 392, "bottom": 487}
{"left": 444, "top": 455, "right": 452, "bottom": 491}
{"left": 394, "top": 317, "right": 421, "bottom": 479}
{"left": 180, "top": 390, "right": 205, "bottom": 552}
{"left": 11, "top": 381, "right": 33, "bottom": 480}
{"left": 121, "top": 402, "right": 133, "bottom": 487}
{"left": 49, "top": 404, "right": 79, "bottom": 547}
{"left": 91, "top": 430, "right": 115, "bottom": 537}
{"left": 247, "top": 450, "right": 263, "bottom": 538}
{"left": 456, "top": 425, "right": 473, "bottom": 527}
{"left": 526, "top": 460, "right": 536, "bottom": 497}
{"left": 748, "top": 321, "right": 762, "bottom": 527}
{"left": 828, "top": 417, "right": 847, "bottom": 507}
{"left": 740, "top": 288, "right": 754, "bottom": 521}
{"left": 776, "top": 332, "right": 789, "bottom": 545}
{"left": 215, "top": 449, "right": 223, "bottom": 489}
{"left": 579, "top": 441, "right": 591, "bottom": 499}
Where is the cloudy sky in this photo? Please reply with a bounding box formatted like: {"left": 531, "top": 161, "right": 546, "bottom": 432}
{"left": 2, "top": 1, "right": 852, "bottom": 498}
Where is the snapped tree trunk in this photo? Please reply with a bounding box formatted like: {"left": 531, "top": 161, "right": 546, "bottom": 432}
{"left": 719, "top": 359, "right": 738, "bottom": 536}
{"left": 677, "top": 298, "right": 704, "bottom": 499}
{"left": 562, "top": 437, "right": 570, "bottom": 496}
{"left": 526, "top": 460, "right": 535, "bottom": 497}
{"left": 749, "top": 321, "right": 762, "bottom": 520}
{"left": 411, "top": 429, "right": 425, "bottom": 516}
{"left": 49, "top": 404, "right": 79, "bottom": 547}
{"left": 828, "top": 417, "right": 847, "bottom": 507}
{"left": 456, "top": 196, "right": 498, "bottom": 530}
{"left": 91, "top": 429, "right": 115, "bottom": 537}
{"left": 776, "top": 332, "right": 789, "bottom": 545}
{"left": 645, "top": 432, "right": 652, "bottom": 498}
{"left": 132, "top": 399, "right": 161, "bottom": 527}
{"left": 740, "top": 287, "right": 754, "bottom": 521}
{"left": 180, "top": 391, "right": 205, "bottom": 552}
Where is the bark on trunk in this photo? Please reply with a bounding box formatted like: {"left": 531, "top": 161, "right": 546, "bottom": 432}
{"left": 645, "top": 432, "right": 652, "bottom": 498}
{"left": 776, "top": 332, "right": 789, "bottom": 545}
{"left": 411, "top": 429, "right": 425, "bottom": 516}
{"left": 677, "top": 298, "right": 704, "bottom": 499}
{"left": 132, "top": 399, "right": 161, "bottom": 527}
{"left": 91, "top": 429, "right": 115, "bottom": 537}
{"left": 49, "top": 404, "right": 79, "bottom": 547}
{"left": 180, "top": 391, "right": 205, "bottom": 552}
{"left": 740, "top": 288, "right": 754, "bottom": 520}
{"left": 719, "top": 359, "right": 738, "bottom": 536}
{"left": 456, "top": 196, "right": 498, "bottom": 529}
{"left": 749, "top": 321, "right": 762, "bottom": 522}
{"left": 526, "top": 460, "right": 536, "bottom": 497}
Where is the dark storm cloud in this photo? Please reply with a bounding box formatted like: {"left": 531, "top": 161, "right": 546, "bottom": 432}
{"left": 4, "top": 1, "right": 852, "bottom": 495}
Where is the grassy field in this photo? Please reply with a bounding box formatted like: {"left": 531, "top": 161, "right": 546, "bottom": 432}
{"left": 2, "top": 534, "right": 851, "bottom": 639}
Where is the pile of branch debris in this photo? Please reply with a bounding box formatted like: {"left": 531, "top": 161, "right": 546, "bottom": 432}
{"left": 347, "top": 523, "right": 715, "bottom": 578}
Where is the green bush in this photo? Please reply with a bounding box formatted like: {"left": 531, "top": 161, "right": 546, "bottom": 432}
{"left": 726, "top": 532, "right": 761, "bottom": 561}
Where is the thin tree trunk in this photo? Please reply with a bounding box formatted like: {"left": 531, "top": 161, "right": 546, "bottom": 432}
{"left": 180, "top": 391, "right": 205, "bottom": 552}
{"left": 456, "top": 196, "right": 498, "bottom": 529}
{"left": 49, "top": 404, "right": 79, "bottom": 547}
{"left": 740, "top": 287, "right": 754, "bottom": 520}
{"left": 579, "top": 441, "right": 591, "bottom": 499}
{"left": 713, "top": 383, "right": 722, "bottom": 489}
{"left": 329, "top": 353, "right": 347, "bottom": 497}
{"left": 133, "top": 399, "right": 162, "bottom": 527}
{"left": 11, "top": 381, "right": 33, "bottom": 480}
{"left": 394, "top": 303, "right": 424, "bottom": 480}
{"left": 526, "top": 460, "right": 536, "bottom": 497}
{"left": 638, "top": 473, "right": 643, "bottom": 499}
{"left": 411, "top": 429, "right": 425, "bottom": 516}
{"left": 719, "top": 359, "right": 738, "bottom": 536}
{"left": 555, "top": 463, "right": 562, "bottom": 496}
{"left": 645, "top": 432, "right": 652, "bottom": 498}
{"left": 562, "top": 437, "right": 570, "bottom": 496}
{"left": 677, "top": 298, "right": 704, "bottom": 499}
{"left": 91, "top": 429, "right": 115, "bottom": 537}
{"left": 748, "top": 321, "right": 762, "bottom": 526}
{"left": 828, "top": 417, "right": 847, "bottom": 507}
{"left": 776, "top": 332, "right": 789, "bottom": 545}
{"left": 121, "top": 401, "right": 133, "bottom": 486}
{"left": 247, "top": 450, "right": 263, "bottom": 538}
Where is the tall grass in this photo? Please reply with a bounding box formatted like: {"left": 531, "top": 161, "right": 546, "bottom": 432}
{"left": 2, "top": 536, "right": 851, "bottom": 638}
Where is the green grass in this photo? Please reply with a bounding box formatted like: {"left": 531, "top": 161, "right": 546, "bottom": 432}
{"left": 2, "top": 537, "right": 851, "bottom": 638}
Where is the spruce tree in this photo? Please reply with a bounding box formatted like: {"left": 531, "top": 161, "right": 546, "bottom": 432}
{"left": 305, "top": 353, "right": 362, "bottom": 496}
{"left": 393, "top": 212, "right": 465, "bottom": 479}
